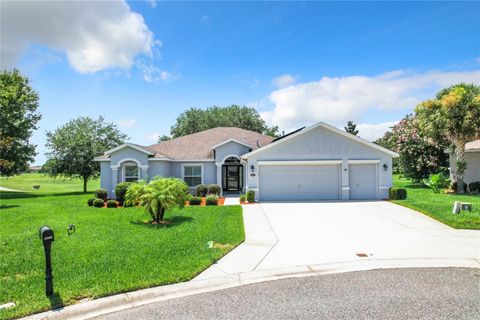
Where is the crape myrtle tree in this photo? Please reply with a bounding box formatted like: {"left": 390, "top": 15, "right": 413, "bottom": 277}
{"left": 125, "top": 177, "right": 190, "bottom": 224}
{"left": 45, "top": 116, "right": 127, "bottom": 192}
{"left": 375, "top": 115, "right": 449, "bottom": 181}
{"left": 0, "top": 69, "right": 42, "bottom": 176}
{"left": 344, "top": 121, "right": 359, "bottom": 136}
{"left": 415, "top": 83, "right": 480, "bottom": 193}
{"left": 170, "top": 105, "right": 279, "bottom": 138}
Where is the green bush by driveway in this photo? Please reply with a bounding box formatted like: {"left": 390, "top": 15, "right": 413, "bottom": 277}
{"left": 0, "top": 187, "right": 244, "bottom": 319}
{"left": 392, "top": 175, "right": 480, "bottom": 229}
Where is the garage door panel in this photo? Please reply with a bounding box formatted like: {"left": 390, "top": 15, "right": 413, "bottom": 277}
{"left": 349, "top": 164, "right": 377, "bottom": 200}
{"left": 259, "top": 165, "right": 340, "bottom": 201}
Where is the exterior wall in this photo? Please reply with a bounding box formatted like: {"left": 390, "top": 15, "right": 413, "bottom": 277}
{"left": 246, "top": 126, "right": 393, "bottom": 200}
{"left": 449, "top": 151, "right": 480, "bottom": 186}
{"left": 148, "top": 161, "right": 172, "bottom": 179}
{"left": 214, "top": 141, "right": 250, "bottom": 194}
{"left": 110, "top": 148, "right": 149, "bottom": 167}
{"left": 100, "top": 161, "right": 112, "bottom": 194}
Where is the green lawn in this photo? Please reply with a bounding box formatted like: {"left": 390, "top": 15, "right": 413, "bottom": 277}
{"left": 0, "top": 173, "right": 99, "bottom": 194}
{"left": 392, "top": 175, "right": 480, "bottom": 229}
{"left": 0, "top": 174, "right": 244, "bottom": 319}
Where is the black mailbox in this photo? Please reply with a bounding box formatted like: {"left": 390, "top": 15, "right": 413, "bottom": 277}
{"left": 39, "top": 226, "right": 54, "bottom": 296}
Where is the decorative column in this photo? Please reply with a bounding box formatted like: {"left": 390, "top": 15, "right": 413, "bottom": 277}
{"left": 216, "top": 163, "right": 222, "bottom": 195}
{"left": 140, "top": 165, "right": 149, "bottom": 181}
{"left": 111, "top": 166, "right": 119, "bottom": 198}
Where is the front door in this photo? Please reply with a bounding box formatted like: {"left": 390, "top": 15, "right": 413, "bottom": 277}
{"left": 222, "top": 165, "right": 243, "bottom": 192}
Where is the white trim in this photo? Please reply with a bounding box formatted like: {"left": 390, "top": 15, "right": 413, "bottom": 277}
{"left": 342, "top": 186, "right": 350, "bottom": 190}
{"left": 379, "top": 185, "right": 390, "bottom": 190}
{"left": 258, "top": 160, "right": 342, "bottom": 166}
{"left": 181, "top": 163, "right": 204, "bottom": 187}
{"left": 348, "top": 159, "right": 381, "bottom": 164}
{"left": 211, "top": 139, "right": 251, "bottom": 150}
{"left": 104, "top": 143, "right": 154, "bottom": 156}
{"left": 242, "top": 121, "right": 399, "bottom": 159}
{"left": 148, "top": 158, "right": 215, "bottom": 162}
{"left": 94, "top": 157, "right": 110, "bottom": 162}
{"left": 221, "top": 154, "right": 241, "bottom": 164}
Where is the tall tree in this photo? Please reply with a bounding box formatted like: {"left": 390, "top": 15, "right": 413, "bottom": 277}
{"left": 344, "top": 121, "right": 359, "bottom": 136}
{"left": 45, "top": 116, "right": 127, "bottom": 192}
{"left": 380, "top": 115, "right": 449, "bottom": 181}
{"left": 0, "top": 69, "right": 41, "bottom": 176}
{"left": 157, "top": 135, "right": 171, "bottom": 143}
{"left": 170, "top": 105, "right": 279, "bottom": 138}
{"left": 415, "top": 83, "right": 480, "bottom": 193}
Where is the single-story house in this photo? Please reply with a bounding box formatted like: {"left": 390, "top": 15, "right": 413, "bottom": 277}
{"left": 448, "top": 139, "right": 480, "bottom": 186}
{"left": 94, "top": 122, "right": 398, "bottom": 201}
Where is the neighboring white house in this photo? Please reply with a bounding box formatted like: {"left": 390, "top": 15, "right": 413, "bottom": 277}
{"left": 94, "top": 122, "right": 398, "bottom": 201}
{"left": 448, "top": 139, "right": 480, "bottom": 187}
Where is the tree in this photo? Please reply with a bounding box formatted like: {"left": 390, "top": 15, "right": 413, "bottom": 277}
{"left": 0, "top": 69, "right": 42, "bottom": 176}
{"left": 375, "top": 115, "right": 449, "bottom": 181}
{"left": 344, "top": 121, "right": 358, "bottom": 136}
{"left": 158, "top": 135, "right": 171, "bottom": 143}
{"left": 125, "top": 177, "right": 189, "bottom": 224}
{"left": 415, "top": 83, "right": 480, "bottom": 193}
{"left": 45, "top": 116, "right": 127, "bottom": 192}
{"left": 170, "top": 105, "right": 279, "bottom": 138}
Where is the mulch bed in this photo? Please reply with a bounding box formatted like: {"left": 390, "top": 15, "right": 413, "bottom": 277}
{"left": 186, "top": 197, "right": 225, "bottom": 206}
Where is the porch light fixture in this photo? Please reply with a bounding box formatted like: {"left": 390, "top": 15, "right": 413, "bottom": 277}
{"left": 383, "top": 163, "right": 388, "bottom": 171}
{"left": 250, "top": 165, "right": 255, "bottom": 172}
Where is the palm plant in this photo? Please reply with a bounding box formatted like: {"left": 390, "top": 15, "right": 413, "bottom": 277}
{"left": 125, "top": 177, "right": 189, "bottom": 223}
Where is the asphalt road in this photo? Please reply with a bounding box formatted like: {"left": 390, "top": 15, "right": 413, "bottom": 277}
{"left": 96, "top": 268, "right": 480, "bottom": 320}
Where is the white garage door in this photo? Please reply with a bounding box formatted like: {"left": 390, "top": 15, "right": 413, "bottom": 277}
{"left": 259, "top": 164, "right": 340, "bottom": 201}
{"left": 349, "top": 164, "right": 377, "bottom": 200}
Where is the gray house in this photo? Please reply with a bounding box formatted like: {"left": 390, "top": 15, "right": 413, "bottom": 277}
{"left": 95, "top": 122, "right": 398, "bottom": 201}
{"left": 448, "top": 139, "right": 480, "bottom": 187}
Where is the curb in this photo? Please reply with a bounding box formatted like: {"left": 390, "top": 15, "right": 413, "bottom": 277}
{"left": 23, "top": 257, "right": 479, "bottom": 320}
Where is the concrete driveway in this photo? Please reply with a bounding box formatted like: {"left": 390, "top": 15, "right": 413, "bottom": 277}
{"left": 196, "top": 201, "right": 479, "bottom": 279}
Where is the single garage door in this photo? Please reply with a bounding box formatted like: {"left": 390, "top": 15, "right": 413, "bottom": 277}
{"left": 349, "top": 163, "right": 377, "bottom": 200}
{"left": 259, "top": 164, "right": 340, "bottom": 201}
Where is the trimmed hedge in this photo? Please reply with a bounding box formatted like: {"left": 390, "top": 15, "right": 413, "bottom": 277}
{"left": 389, "top": 188, "right": 407, "bottom": 200}
{"left": 469, "top": 181, "right": 480, "bottom": 193}
{"left": 451, "top": 181, "right": 468, "bottom": 192}
{"left": 106, "top": 200, "right": 118, "bottom": 208}
{"left": 205, "top": 195, "right": 218, "bottom": 206}
{"left": 189, "top": 196, "right": 202, "bottom": 205}
{"left": 207, "top": 184, "right": 221, "bottom": 196}
{"left": 94, "top": 189, "right": 108, "bottom": 201}
{"left": 115, "top": 182, "right": 132, "bottom": 204}
{"left": 239, "top": 194, "right": 247, "bottom": 203}
{"left": 93, "top": 198, "right": 105, "bottom": 208}
{"left": 87, "top": 198, "right": 96, "bottom": 206}
{"left": 246, "top": 190, "right": 255, "bottom": 203}
{"left": 196, "top": 184, "right": 208, "bottom": 197}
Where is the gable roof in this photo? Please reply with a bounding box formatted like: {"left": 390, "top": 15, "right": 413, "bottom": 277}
{"left": 146, "top": 127, "right": 273, "bottom": 160}
{"left": 242, "top": 121, "right": 399, "bottom": 159}
{"left": 95, "top": 127, "right": 275, "bottom": 161}
{"left": 465, "top": 139, "right": 480, "bottom": 152}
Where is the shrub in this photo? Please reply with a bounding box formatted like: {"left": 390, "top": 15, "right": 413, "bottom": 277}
{"left": 423, "top": 173, "right": 450, "bottom": 193}
{"left": 94, "top": 189, "right": 108, "bottom": 201}
{"left": 246, "top": 190, "right": 255, "bottom": 203}
{"left": 207, "top": 184, "right": 221, "bottom": 195}
{"left": 87, "top": 198, "right": 96, "bottom": 206}
{"left": 196, "top": 184, "right": 208, "bottom": 197}
{"left": 205, "top": 195, "right": 218, "bottom": 206}
{"left": 469, "top": 181, "right": 480, "bottom": 193}
{"left": 451, "top": 181, "right": 468, "bottom": 193}
{"left": 189, "top": 196, "right": 202, "bottom": 205}
{"left": 389, "top": 188, "right": 407, "bottom": 200}
{"left": 115, "top": 182, "right": 132, "bottom": 204}
{"left": 93, "top": 198, "right": 105, "bottom": 208}
{"left": 239, "top": 194, "right": 247, "bottom": 203}
{"left": 106, "top": 200, "right": 118, "bottom": 208}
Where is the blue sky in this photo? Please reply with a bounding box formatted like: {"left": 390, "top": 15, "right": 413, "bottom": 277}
{"left": 2, "top": 1, "right": 479, "bottom": 165}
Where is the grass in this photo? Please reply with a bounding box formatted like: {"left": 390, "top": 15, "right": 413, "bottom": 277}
{"left": 392, "top": 174, "right": 480, "bottom": 229}
{"left": 0, "top": 174, "right": 244, "bottom": 319}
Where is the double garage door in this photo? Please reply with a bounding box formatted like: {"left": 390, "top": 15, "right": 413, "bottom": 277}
{"left": 258, "top": 162, "right": 377, "bottom": 201}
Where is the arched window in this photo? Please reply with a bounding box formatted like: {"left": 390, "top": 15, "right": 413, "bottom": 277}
{"left": 224, "top": 156, "right": 240, "bottom": 164}
{"left": 122, "top": 162, "right": 139, "bottom": 182}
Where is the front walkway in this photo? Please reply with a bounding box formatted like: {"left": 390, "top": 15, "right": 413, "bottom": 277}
{"left": 195, "top": 201, "right": 480, "bottom": 280}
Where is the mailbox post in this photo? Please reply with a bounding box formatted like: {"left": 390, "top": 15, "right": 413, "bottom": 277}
{"left": 39, "top": 226, "right": 54, "bottom": 296}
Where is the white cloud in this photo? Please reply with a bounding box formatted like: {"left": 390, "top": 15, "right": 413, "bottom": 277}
{"left": 146, "top": 0, "right": 157, "bottom": 8}
{"left": 265, "top": 69, "right": 480, "bottom": 129}
{"left": 1, "top": 0, "right": 156, "bottom": 73}
{"left": 272, "top": 74, "right": 297, "bottom": 88}
{"left": 355, "top": 121, "right": 398, "bottom": 141}
{"left": 146, "top": 132, "right": 160, "bottom": 142}
{"left": 116, "top": 118, "right": 137, "bottom": 128}
{"left": 138, "top": 61, "right": 180, "bottom": 83}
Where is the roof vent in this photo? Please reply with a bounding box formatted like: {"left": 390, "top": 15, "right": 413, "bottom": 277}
{"left": 256, "top": 138, "right": 260, "bottom": 148}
